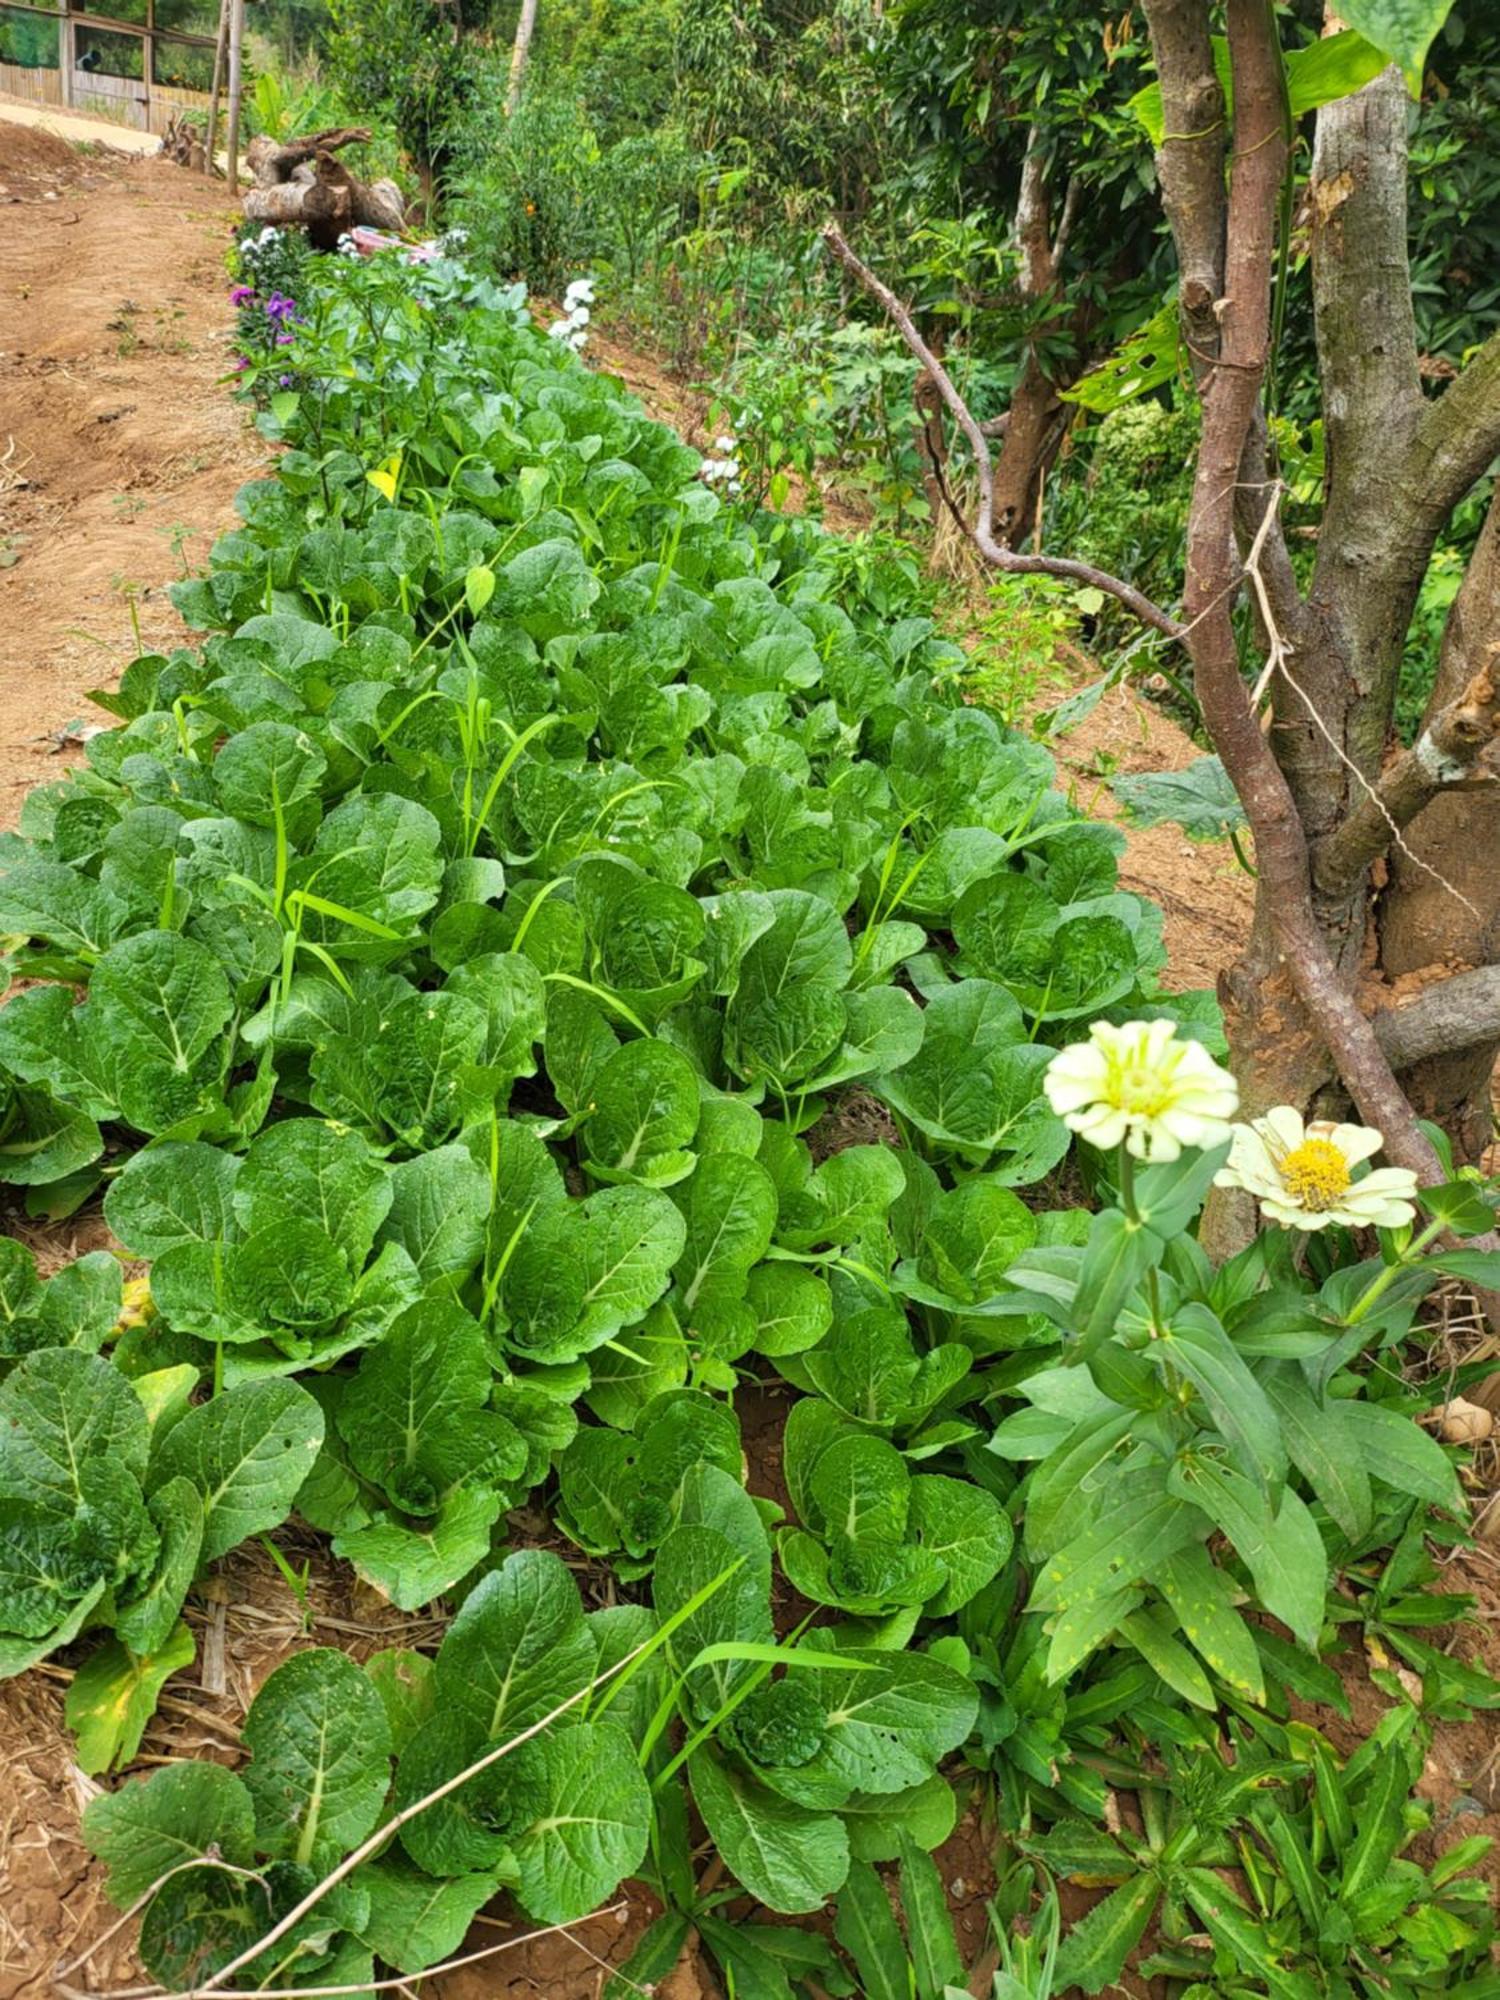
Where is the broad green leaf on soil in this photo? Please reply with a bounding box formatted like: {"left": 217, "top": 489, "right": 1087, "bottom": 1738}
{"left": 767, "top": 1651, "right": 977, "bottom": 1806}
{"left": 83, "top": 1761, "right": 257, "bottom": 1907}
{"left": 148, "top": 1378, "right": 324, "bottom": 1561}
{"left": 583, "top": 1036, "right": 701, "bottom": 1180}
{"left": 558, "top": 1390, "right": 741, "bottom": 1563}
{"left": 844, "top": 1775, "right": 958, "bottom": 1862}
{"left": 104, "top": 1141, "right": 242, "bottom": 1256}
{"left": 673, "top": 1153, "right": 778, "bottom": 1311}
{"left": 689, "top": 1746, "right": 849, "bottom": 1914}
{"left": 30, "top": 1252, "right": 121, "bottom": 1355}
{"left": 0, "top": 1079, "right": 103, "bottom": 1190}
{"left": 294, "top": 792, "right": 444, "bottom": 935}
{"left": 135, "top": 1856, "right": 364, "bottom": 1991}
{"left": 583, "top": 1299, "right": 689, "bottom": 1427}
{"left": 84, "top": 930, "right": 234, "bottom": 1133}
{"left": 334, "top": 1487, "right": 505, "bottom": 1611}
{"left": 745, "top": 1263, "right": 833, "bottom": 1359}
{"left": 336, "top": 1300, "right": 525, "bottom": 1515}
{"left": 65, "top": 1622, "right": 196, "bottom": 1775}
{"left": 435, "top": 1548, "right": 598, "bottom": 1740}
{"left": 241, "top": 1646, "right": 393, "bottom": 1868}
{"left": 873, "top": 977, "right": 1065, "bottom": 1177}
{"left": 0, "top": 1346, "right": 149, "bottom": 1511}
{"left": 954, "top": 872, "right": 1138, "bottom": 1020}
{"left": 506, "top": 1717, "right": 652, "bottom": 1922}
{"left": 0, "top": 858, "right": 124, "bottom": 956}
{"left": 354, "top": 1856, "right": 503, "bottom": 1974}
{"left": 376, "top": 1143, "right": 491, "bottom": 1288}
{"left": 1110, "top": 757, "right": 1248, "bottom": 842}
{"left": 233, "top": 1119, "right": 392, "bottom": 1266}
{"left": 393, "top": 1711, "right": 518, "bottom": 1877}
{"left": 213, "top": 721, "right": 326, "bottom": 827}
{"left": 113, "top": 1477, "right": 204, "bottom": 1657}
{"left": 574, "top": 1186, "right": 688, "bottom": 1347}
{"left": 655, "top": 1521, "right": 774, "bottom": 1718}
{"left": 907, "top": 1474, "right": 1013, "bottom": 1615}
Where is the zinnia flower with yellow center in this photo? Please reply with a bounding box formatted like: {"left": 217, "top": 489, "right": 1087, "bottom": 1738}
{"left": 1043, "top": 1019, "right": 1240, "bottom": 1163}
{"left": 1213, "top": 1106, "right": 1419, "bottom": 1231}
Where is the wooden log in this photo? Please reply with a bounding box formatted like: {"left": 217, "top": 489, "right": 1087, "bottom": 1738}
{"left": 242, "top": 129, "right": 408, "bottom": 246}
{"left": 243, "top": 153, "right": 356, "bottom": 250}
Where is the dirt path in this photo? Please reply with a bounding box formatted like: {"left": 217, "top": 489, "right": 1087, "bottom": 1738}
{"left": 0, "top": 120, "right": 264, "bottom": 833}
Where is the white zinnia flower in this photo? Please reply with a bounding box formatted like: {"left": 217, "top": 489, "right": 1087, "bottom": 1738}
{"left": 716, "top": 434, "right": 736, "bottom": 452}
{"left": 1213, "top": 1108, "right": 1419, "bottom": 1232}
{"left": 564, "top": 277, "right": 595, "bottom": 307}
{"left": 1044, "top": 1020, "right": 1239, "bottom": 1163}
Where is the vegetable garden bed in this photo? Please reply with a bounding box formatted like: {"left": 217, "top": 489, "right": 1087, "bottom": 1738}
{"left": 1, "top": 230, "right": 1498, "bottom": 2000}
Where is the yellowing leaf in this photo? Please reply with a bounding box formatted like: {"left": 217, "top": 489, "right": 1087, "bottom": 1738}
{"left": 367, "top": 452, "right": 403, "bottom": 502}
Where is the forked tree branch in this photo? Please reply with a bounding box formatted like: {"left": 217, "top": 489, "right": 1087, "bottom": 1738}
{"left": 821, "top": 224, "right": 1187, "bottom": 640}
{"left": 1314, "top": 655, "right": 1500, "bottom": 901}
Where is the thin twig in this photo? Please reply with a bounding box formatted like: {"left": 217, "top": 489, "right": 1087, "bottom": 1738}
{"left": 821, "top": 223, "right": 1187, "bottom": 641}
{"left": 83, "top": 1637, "right": 653, "bottom": 2000}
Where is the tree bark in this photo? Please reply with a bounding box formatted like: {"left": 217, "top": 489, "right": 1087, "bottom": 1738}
{"left": 1376, "top": 487, "right": 1500, "bottom": 1158}
{"left": 506, "top": 0, "right": 538, "bottom": 113}
{"left": 990, "top": 130, "right": 1066, "bottom": 541}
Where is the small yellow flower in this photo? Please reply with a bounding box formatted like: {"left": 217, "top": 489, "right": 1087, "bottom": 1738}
{"left": 1213, "top": 1107, "right": 1419, "bottom": 1232}
{"left": 1043, "top": 1019, "right": 1239, "bottom": 1163}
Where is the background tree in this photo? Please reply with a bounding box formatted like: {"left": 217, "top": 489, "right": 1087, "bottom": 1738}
{"left": 830, "top": 0, "right": 1500, "bottom": 1242}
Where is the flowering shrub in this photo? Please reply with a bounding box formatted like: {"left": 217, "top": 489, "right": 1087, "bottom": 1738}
{"left": 228, "top": 224, "right": 314, "bottom": 390}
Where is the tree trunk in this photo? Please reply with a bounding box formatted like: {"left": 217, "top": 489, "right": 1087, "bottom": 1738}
{"left": 1376, "top": 487, "right": 1500, "bottom": 1160}
{"left": 989, "top": 131, "right": 1073, "bottom": 543}
{"left": 506, "top": 0, "right": 538, "bottom": 114}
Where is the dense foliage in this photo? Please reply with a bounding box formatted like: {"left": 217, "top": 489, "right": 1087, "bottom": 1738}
{"left": 2, "top": 232, "right": 1498, "bottom": 1996}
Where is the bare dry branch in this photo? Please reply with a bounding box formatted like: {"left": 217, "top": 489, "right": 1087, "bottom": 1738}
{"left": 820, "top": 224, "right": 1186, "bottom": 639}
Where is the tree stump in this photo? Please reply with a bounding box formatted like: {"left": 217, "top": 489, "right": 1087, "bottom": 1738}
{"left": 242, "top": 128, "right": 407, "bottom": 250}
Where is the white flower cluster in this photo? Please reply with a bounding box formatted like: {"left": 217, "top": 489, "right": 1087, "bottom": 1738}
{"left": 548, "top": 277, "right": 595, "bottom": 352}
{"left": 700, "top": 433, "right": 743, "bottom": 498}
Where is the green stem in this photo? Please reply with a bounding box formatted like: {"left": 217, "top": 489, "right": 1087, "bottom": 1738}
{"left": 1344, "top": 1216, "right": 1446, "bottom": 1328}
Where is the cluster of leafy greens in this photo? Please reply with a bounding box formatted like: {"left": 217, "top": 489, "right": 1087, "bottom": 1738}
{"left": 0, "top": 230, "right": 1495, "bottom": 1997}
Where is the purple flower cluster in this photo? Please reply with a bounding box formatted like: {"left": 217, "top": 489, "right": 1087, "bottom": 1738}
{"left": 229, "top": 283, "right": 254, "bottom": 307}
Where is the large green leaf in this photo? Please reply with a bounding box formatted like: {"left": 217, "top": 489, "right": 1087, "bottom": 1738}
{"left": 83, "top": 1761, "right": 257, "bottom": 1908}
{"left": 435, "top": 1548, "right": 598, "bottom": 1740}
{"left": 1333, "top": 0, "right": 1454, "bottom": 91}
{"left": 148, "top": 1378, "right": 324, "bottom": 1561}
{"left": 241, "top": 1646, "right": 393, "bottom": 1868}
{"left": 689, "top": 1747, "right": 849, "bottom": 1914}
